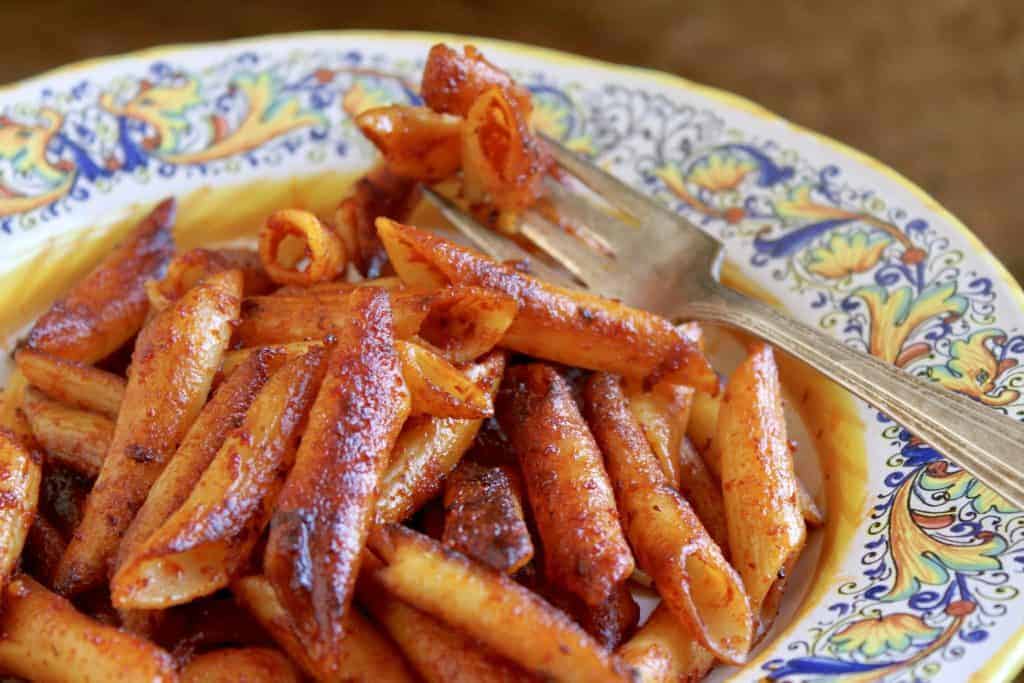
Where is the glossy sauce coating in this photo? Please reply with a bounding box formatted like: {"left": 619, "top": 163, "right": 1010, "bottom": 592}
{"left": 583, "top": 372, "right": 753, "bottom": 664}
{"left": 377, "top": 220, "right": 718, "bottom": 391}
{"left": 26, "top": 197, "right": 176, "bottom": 363}
{"left": 53, "top": 269, "right": 242, "bottom": 596}
{"left": 375, "top": 351, "right": 506, "bottom": 525}
{"left": 497, "top": 363, "right": 634, "bottom": 607}
{"left": 265, "top": 288, "right": 410, "bottom": 673}
{"left": 369, "top": 524, "right": 629, "bottom": 683}
{"left": 442, "top": 460, "right": 534, "bottom": 573}
{"left": 15, "top": 349, "right": 126, "bottom": 419}
{"left": 357, "top": 105, "right": 464, "bottom": 183}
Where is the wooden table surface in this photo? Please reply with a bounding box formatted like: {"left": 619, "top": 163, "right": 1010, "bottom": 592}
{"left": 4, "top": 0, "right": 1022, "bottom": 280}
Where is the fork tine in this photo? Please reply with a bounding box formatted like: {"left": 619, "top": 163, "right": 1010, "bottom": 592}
{"left": 421, "top": 188, "right": 575, "bottom": 286}
{"left": 520, "top": 210, "right": 619, "bottom": 288}
{"left": 540, "top": 133, "right": 685, "bottom": 227}
{"left": 543, "top": 179, "right": 654, "bottom": 259}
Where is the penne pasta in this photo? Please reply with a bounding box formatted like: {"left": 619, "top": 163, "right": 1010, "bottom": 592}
{"left": 0, "top": 423, "right": 42, "bottom": 596}
{"left": 397, "top": 339, "right": 493, "bottom": 418}
{"left": 24, "top": 513, "right": 66, "bottom": 587}
{"left": 115, "top": 348, "right": 281, "bottom": 573}
{"left": 233, "top": 575, "right": 415, "bottom": 683}
{"left": 113, "top": 348, "right": 327, "bottom": 609}
{"left": 676, "top": 436, "right": 730, "bottom": 553}
{"left": 542, "top": 580, "right": 640, "bottom": 651}
{"left": 359, "top": 558, "right": 540, "bottom": 683}
{"left": 336, "top": 163, "right": 421, "bottom": 277}
{"left": 0, "top": 574, "right": 177, "bottom": 682}
{"left": 442, "top": 460, "right": 534, "bottom": 573}
{"left": 497, "top": 364, "right": 634, "bottom": 607}
{"left": 26, "top": 198, "right": 176, "bottom": 363}
{"left": 375, "top": 351, "right": 506, "bottom": 525}
{"left": 462, "top": 87, "right": 546, "bottom": 211}
{"left": 15, "top": 349, "right": 126, "bottom": 419}
{"left": 416, "top": 283, "right": 518, "bottom": 363}
{"left": 368, "top": 524, "right": 629, "bottom": 683}
{"left": 717, "top": 344, "right": 806, "bottom": 627}
{"left": 357, "top": 105, "right": 465, "bottom": 182}
{"left": 377, "top": 218, "right": 718, "bottom": 391}
{"left": 53, "top": 269, "right": 242, "bottom": 596}
{"left": 617, "top": 604, "right": 715, "bottom": 683}
{"left": 420, "top": 43, "right": 533, "bottom": 118}
{"left": 22, "top": 388, "right": 113, "bottom": 477}
{"left": 259, "top": 209, "right": 347, "bottom": 286}
{"left": 623, "top": 378, "right": 694, "bottom": 489}
{"left": 690, "top": 383, "right": 821, "bottom": 528}
{"left": 265, "top": 288, "right": 410, "bottom": 673}
{"left": 147, "top": 247, "right": 274, "bottom": 311}
{"left": 273, "top": 275, "right": 405, "bottom": 297}
{"left": 583, "top": 373, "right": 753, "bottom": 664}
{"left": 181, "top": 648, "right": 302, "bottom": 683}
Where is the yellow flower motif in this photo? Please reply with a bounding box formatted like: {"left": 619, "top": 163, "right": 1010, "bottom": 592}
{"left": 806, "top": 230, "right": 891, "bottom": 279}
{"left": 529, "top": 97, "right": 592, "bottom": 154}
{"left": 852, "top": 283, "right": 967, "bottom": 363}
{"left": 884, "top": 470, "right": 1006, "bottom": 601}
{"left": 100, "top": 77, "right": 203, "bottom": 154}
{"left": 926, "top": 328, "right": 1020, "bottom": 407}
{"left": 831, "top": 613, "right": 942, "bottom": 658}
{"left": 919, "top": 461, "right": 1016, "bottom": 514}
{"left": 342, "top": 80, "right": 392, "bottom": 117}
{"left": 687, "top": 151, "right": 755, "bottom": 193}
{"left": 774, "top": 184, "right": 860, "bottom": 223}
{"left": 0, "top": 109, "right": 75, "bottom": 216}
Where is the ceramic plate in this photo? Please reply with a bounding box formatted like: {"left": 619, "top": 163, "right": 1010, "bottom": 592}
{"left": 1, "top": 31, "right": 1022, "bottom": 682}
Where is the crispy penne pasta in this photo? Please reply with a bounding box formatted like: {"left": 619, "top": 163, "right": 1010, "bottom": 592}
{"left": 397, "top": 339, "right": 493, "bottom": 418}
{"left": 113, "top": 348, "right": 327, "bottom": 609}
{"left": 23, "top": 388, "right": 112, "bottom": 477}
{"left": 498, "top": 364, "right": 634, "bottom": 607}
{"left": 233, "top": 575, "right": 415, "bottom": 683}
{"left": 421, "top": 43, "right": 533, "bottom": 117}
{"left": 462, "top": 87, "right": 545, "bottom": 210}
{"left": 273, "top": 275, "right": 405, "bottom": 297}
{"left": 369, "top": 524, "right": 628, "bottom": 683}
{"left": 0, "top": 574, "right": 176, "bottom": 682}
{"left": 359, "top": 561, "right": 539, "bottom": 683}
{"left": 417, "top": 284, "right": 518, "bottom": 363}
{"left": 259, "top": 209, "right": 347, "bottom": 286}
{"left": 442, "top": 460, "right": 533, "bottom": 573}
{"left": 147, "top": 247, "right": 274, "bottom": 311}
{"left": 623, "top": 379, "right": 693, "bottom": 488}
{"left": 116, "top": 348, "right": 281, "bottom": 572}
{"left": 543, "top": 581, "right": 640, "bottom": 651}
{"left": 336, "top": 163, "right": 421, "bottom": 277}
{"left": 617, "top": 604, "right": 715, "bottom": 683}
{"left": 583, "top": 373, "right": 752, "bottom": 663}
{"left": 265, "top": 288, "right": 410, "bottom": 672}
{"left": 15, "top": 349, "right": 126, "bottom": 419}
{"left": 376, "top": 351, "right": 506, "bottom": 525}
{"left": 717, "top": 344, "right": 806, "bottom": 625}
{"left": 676, "top": 436, "right": 730, "bottom": 552}
{"left": 377, "top": 219, "right": 718, "bottom": 391}
{"left": 54, "top": 269, "right": 242, "bottom": 596}
{"left": 235, "top": 289, "right": 428, "bottom": 346}
{"left": 690, "top": 384, "right": 820, "bottom": 527}
{"left": 26, "top": 198, "right": 176, "bottom": 362}
{"left": 220, "top": 341, "right": 317, "bottom": 378}
{"left": 0, "top": 425, "right": 42, "bottom": 595}
{"left": 357, "top": 105, "right": 464, "bottom": 182}
{"left": 181, "top": 648, "right": 301, "bottom": 683}
{"left": 25, "top": 513, "right": 67, "bottom": 586}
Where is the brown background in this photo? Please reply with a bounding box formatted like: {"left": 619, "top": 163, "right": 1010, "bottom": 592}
{"left": 4, "top": 0, "right": 1022, "bottom": 280}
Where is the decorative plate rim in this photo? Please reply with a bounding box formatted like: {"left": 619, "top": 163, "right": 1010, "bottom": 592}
{"left": 3, "top": 29, "right": 1020, "bottom": 308}
{"left": 2, "top": 30, "right": 1022, "bottom": 682}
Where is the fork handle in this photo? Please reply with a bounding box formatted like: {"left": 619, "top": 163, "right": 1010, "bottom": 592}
{"left": 684, "top": 283, "right": 1024, "bottom": 510}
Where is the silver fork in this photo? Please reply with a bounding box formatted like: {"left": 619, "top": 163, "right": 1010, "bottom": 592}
{"left": 423, "top": 136, "right": 1024, "bottom": 509}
